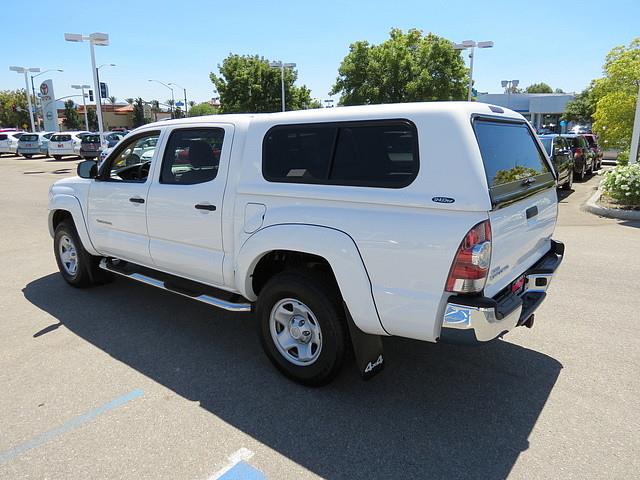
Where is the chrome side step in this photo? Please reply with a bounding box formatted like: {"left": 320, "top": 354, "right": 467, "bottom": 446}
{"left": 99, "top": 259, "right": 252, "bottom": 312}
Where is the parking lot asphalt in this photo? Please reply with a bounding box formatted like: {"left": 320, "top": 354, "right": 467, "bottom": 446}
{"left": 0, "top": 154, "right": 638, "bottom": 480}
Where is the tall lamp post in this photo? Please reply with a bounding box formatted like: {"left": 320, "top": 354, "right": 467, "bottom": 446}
{"left": 501, "top": 79, "right": 520, "bottom": 112}
{"left": 629, "top": 81, "right": 640, "bottom": 165}
{"left": 96, "top": 63, "right": 116, "bottom": 129}
{"left": 149, "top": 79, "right": 174, "bottom": 117}
{"left": 64, "top": 32, "right": 110, "bottom": 139}
{"left": 168, "top": 82, "right": 188, "bottom": 116}
{"left": 9, "top": 66, "right": 40, "bottom": 131}
{"left": 453, "top": 40, "right": 494, "bottom": 101}
{"left": 71, "top": 84, "right": 92, "bottom": 130}
{"left": 30, "top": 69, "right": 63, "bottom": 131}
{"left": 269, "top": 60, "right": 296, "bottom": 112}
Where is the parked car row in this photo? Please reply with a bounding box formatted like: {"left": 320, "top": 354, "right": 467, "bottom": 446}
{"left": 0, "top": 130, "right": 129, "bottom": 160}
{"left": 538, "top": 133, "right": 603, "bottom": 189}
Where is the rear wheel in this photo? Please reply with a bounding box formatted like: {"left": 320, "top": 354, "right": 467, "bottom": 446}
{"left": 54, "top": 220, "right": 111, "bottom": 288}
{"left": 53, "top": 155, "right": 62, "bottom": 161}
{"left": 22, "top": 154, "right": 32, "bottom": 159}
{"left": 257, "top": 270, "right": 348, "bottom": 386}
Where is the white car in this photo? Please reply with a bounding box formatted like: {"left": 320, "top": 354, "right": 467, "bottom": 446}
{"left": 47, "top": 131, "right": 90, "bottom": 160}
{"left": 48, "top": 102, "right": 564, "bottom": 385}
{"left": 17, "top": 132, "right": 55, "bottom": 158}
{"left": 0, "top": 131, "right": 25, "bottom": 156}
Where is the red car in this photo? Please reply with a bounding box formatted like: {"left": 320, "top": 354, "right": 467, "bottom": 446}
{"left": 582, "top": 134, "right": 603, "bottom": 171}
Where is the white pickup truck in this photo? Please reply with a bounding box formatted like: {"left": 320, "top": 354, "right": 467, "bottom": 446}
{"left": 48, "top": 102, "right": 564, "bottom": 385}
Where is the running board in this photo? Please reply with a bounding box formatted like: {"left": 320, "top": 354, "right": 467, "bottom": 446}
{"left": 99, "top": 259, "right": 252, "bottom": 313}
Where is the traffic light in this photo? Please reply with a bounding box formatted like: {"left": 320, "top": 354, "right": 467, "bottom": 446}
{"left": 100, "top": 82, "right": 108, "bottom": 99}
{"left": 88, "top": 90, "right": 94, "bottom": 102}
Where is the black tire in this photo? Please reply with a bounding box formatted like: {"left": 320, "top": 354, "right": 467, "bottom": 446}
{"left": 256, "top": 270, "right": 349, "bottom": 386}
{"left": 23, "top": 154, "right": 32, "bottom": 159}
{"left": 53, "top": 155, "right": 62, "bottom": 161}
{"left": 54, "top": 220, "right": 111, "bottom": 288}
{"left": 562, "top": 170, "right": 574, "bottom": 190}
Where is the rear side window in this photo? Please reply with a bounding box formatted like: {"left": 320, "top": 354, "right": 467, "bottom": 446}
{"left": 474, "top": 119, "right": 554, "bottom": 206}
{"left": 0, "top": 135, "right": 7, "bottom": 141}
{"left": 263, "top": 120, "right": 419, "bottom": 188}
{"left": 540, "top": 138, "right": 552, "bottom": 156}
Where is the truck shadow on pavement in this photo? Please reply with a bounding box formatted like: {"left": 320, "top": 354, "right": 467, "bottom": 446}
{"left": 23, "top": 274, "right": 563, "bottom": 480}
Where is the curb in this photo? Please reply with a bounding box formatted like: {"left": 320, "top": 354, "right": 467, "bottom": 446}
{"left": 582, "top": 188, "right": 640, "bottom": 221}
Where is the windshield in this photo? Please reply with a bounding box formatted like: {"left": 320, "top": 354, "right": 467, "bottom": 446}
{"left": 20, "top": 134, "right": 39, "bottom": 142}
{"left": 51, "top": 135, "right": 71, "bottom": 142}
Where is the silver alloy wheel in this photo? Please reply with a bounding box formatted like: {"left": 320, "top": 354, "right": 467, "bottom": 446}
{"left": 59, "top": 234, "right": 79, "bottom": 276}
{"left": 269, "top": 298, "right": 322, "bottom": 366}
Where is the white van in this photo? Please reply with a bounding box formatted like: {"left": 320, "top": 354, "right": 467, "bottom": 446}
{"left": 47, "top": 131, "right": 90, "bottom": 160}
{"left": 48, "top": 102, "right": 564, "bottom": 385}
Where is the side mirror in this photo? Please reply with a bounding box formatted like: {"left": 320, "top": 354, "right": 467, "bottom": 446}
{"left": 77, "top": 160, "right": 97, "bottom": 179}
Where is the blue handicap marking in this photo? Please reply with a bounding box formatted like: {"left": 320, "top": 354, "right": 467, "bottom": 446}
{"left": 218, "top": 461, "right": 266, "bottom": 480}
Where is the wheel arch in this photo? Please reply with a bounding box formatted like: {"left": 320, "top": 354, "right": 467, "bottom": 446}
{"left": 48, "top": 194, "right": 99, "bottom": 256}
{"left": 235, "top": 224, "right": 387, "bottom": 336}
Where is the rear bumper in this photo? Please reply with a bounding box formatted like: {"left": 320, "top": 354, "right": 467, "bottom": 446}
{"left": 18, "top": 147, "right": 44, "bottom": 154}
{"left": 439, "top": 240, "right": 564, "bottom": 344}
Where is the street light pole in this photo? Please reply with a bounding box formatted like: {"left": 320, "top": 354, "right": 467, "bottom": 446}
{"left": 149, "top": 80, "right": 174, "bottom": 117}
{"left": 65, "top": 32, "right": 109, "bottom": 139}
{"left": 71, "top": 85, "right": 91, "bottom": 130}
{"left": 168, "top": 83, "right": 188, "bottom": 116}
{"left": 269, "top": 60, "right": 296, "bottom": 112}
{"left": 9, "top": 66, "right": 40, "bottom": 131}
{"left": 629, "top": 81, "right": 640, "bottom": 165}
{"left": 453, "top": 40, "right": 494, "bottom": 101}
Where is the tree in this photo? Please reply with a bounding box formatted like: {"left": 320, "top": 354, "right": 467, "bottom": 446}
{"left": 62, "top": 100, "right": 81, "bottom": 130}
{"left": 108, "top": 96, "right": 117, "bottom": 106}
{"left": 132, "top": 97, "right": 148, "bottom": 127}
{"left": 210, "top": 54, "right": 319, "bottom": 113}
{"left": 330, "top": 28, "right": 468, "bottom": 105}
{"left": 563, "top": 85, "right": 596, "bottom": 123}
{"left": 166, "top": 98, "right": 175, "bottom": 118}
{"left": 554, "top": 88, "right": 565, "bottom": 93}
{"left": 87, "top": 107, "right": 98, "bottom": 131}
{"left": 188, "top": 102, "right": 218, "bottom": 117}
{"left": 525, "top": 82, "right": 553, "bottom": 93}
{"left": 174, "top": 106, "right": 184, "bottom": 119}
{"left": 591, "top": 38, "right": 640, "bottom": 149}
{"left": 125, "top": 98, "right": 134, "bottom": 106}
{"left": 0, "top": 89, "right": 29, "bottom": 129}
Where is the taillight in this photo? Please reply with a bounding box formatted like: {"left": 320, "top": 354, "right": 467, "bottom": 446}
{"left": 445, "top": 220, "right": 492, "bottom": 294}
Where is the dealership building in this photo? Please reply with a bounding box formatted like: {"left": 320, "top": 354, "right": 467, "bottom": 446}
{"left": 477, "top": 93, "right": 575, "bottom": 132}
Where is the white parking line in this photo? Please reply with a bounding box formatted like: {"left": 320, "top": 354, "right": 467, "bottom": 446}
{"left": 208, "top": 447, "right": 256, "bottom": 480}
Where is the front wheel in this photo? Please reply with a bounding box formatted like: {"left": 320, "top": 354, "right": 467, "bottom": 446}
{"left": 256, "top": 270, "right": 349, "bottom": 386}
{"left": 22, "top": 154, "right": 32, "bottom": 159}
{"left": 54, "top": 220, "right": 111, "bottom": 288}
{"left": 53, "top": 155, "right": 62, "bottom": 161}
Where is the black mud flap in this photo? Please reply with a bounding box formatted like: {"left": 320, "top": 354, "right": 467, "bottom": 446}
{"left": 344, "top": 304, "right": 385, "bottom": 380}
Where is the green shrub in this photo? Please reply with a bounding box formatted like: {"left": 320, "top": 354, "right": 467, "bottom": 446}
{"left": 617, "top": 149, "right": 629, "bottom": 166}
{"left": 602, "top": 164, "right": 640, "bottom": 205}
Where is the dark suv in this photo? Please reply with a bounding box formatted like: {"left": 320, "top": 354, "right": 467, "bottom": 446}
{"left": 79, "top": 134, "right": 103, "bottom": 160}
{"left": 564, "top": 134, "right": 594, "bottom": 180}
{"left": 539, "top": 134, "right": 575, "bottom": 189}
{"left": 582, "top": 134, "right": 603, "bottom": 171}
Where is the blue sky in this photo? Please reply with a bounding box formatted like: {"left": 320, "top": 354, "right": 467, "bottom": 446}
{"left": 1, "top": 0, "right": 637, "bottom": 106}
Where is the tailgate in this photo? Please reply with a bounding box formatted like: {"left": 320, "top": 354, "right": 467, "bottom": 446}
{"left": 472, "top": 117, "right": 558, "bottom": 298}
{"left": 485, "top": 187, "right": 556, "bottom": 297}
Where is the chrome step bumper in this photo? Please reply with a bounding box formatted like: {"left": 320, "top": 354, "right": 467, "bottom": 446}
{"left": 99, "top": 259, "right": 252, "bottom": 313}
